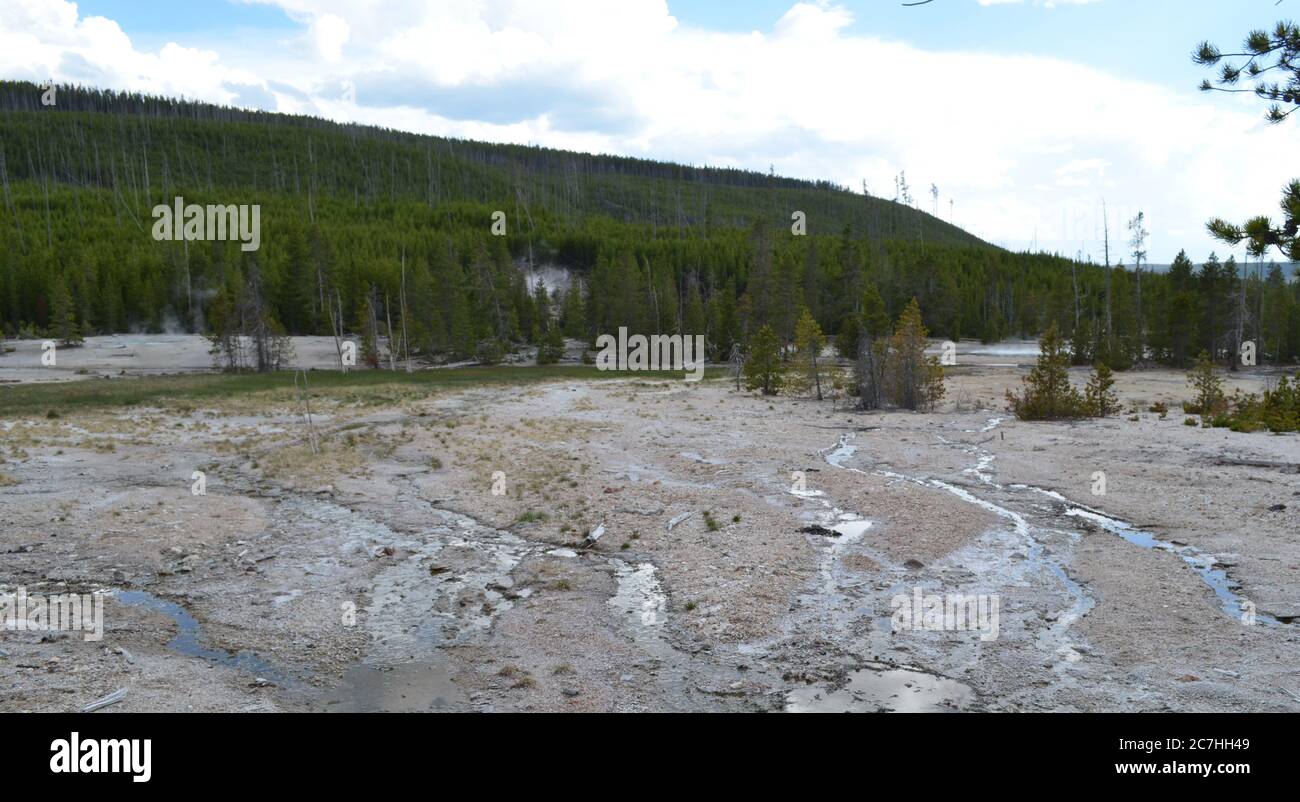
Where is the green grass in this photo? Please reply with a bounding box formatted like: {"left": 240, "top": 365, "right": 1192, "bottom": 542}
{"left": 0, "top": 365, "right": 726, "bottom": 416}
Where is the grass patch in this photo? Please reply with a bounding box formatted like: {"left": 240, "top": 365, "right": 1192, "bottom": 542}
{"left": 0, "top": 365, "right": 727, "bottom": 417}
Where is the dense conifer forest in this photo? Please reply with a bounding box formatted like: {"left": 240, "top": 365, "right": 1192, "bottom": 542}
{"left": 1, "top": 81, "right": 1297, "bottom": 368}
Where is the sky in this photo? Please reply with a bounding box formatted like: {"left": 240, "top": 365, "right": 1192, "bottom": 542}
{"left": 1, "top": 0, "right": 1298, "bottom": 262}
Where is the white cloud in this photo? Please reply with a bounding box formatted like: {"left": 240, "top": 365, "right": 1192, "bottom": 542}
{"left": 1055, "top": 158, "right": 1110, "bottom": 189}
{"left": 308, "top": 13, "right": 349, "bottom": 62}
{"left": 3, "top": 0, "right": 1296, "bottom": 261}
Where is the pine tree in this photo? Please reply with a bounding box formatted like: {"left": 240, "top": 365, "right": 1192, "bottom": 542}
{"left": 536, "top": 325, "right": 564, "bottom": 364}
{"left": 792, "top": 307, "right": 826, "bottom": 400}
{"left": 528, "top": 279, "right": 550, "bottom": 343}
{"left": 1198, "top": 253, "right": 1229, "bottom": 362}
{"left": 834, "top": 314, "right": 860, "bottom": 360}
{"left": 1187, "top": 350, "right": 1225, "bottom": 417}
{"left": 447, "top": 282, "right": 474, "bottom": 359}
{"left": 1085, "top": 362, "right": 1119, "bottom": 417}
{"left": 681, "top": 279, "right": 707, "bottom": 340}
{"left": 1007, "top": 322, "right": 1085, "bottom": 420}
{"left": 708, "top": 281, "right": 740, "bottom": 361}
{"left": 560, "top": 280, "right": 587, "bottom": 340}
{"left": 1164, "top": 250, "right": 1198, "bottom": 367}
{"left": 855, "top": 283, "right": 892, "bottom": 410}
{"left": 744, "top": 325, "right": 784, "bottom": 396}
{"left": 886, "top": 298, "right": 945, "bottom": 411}
{"left": 1070, "top": 316, "right": 1096, "bottom": 365}
{"left": 50, "top": 277, "right": 82, "bottom": 346}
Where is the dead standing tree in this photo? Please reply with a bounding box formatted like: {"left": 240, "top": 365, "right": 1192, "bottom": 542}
{"left": 207, "top": 264, "right": 295, "bottom": 372}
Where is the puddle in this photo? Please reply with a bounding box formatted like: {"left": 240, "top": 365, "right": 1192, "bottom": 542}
{"left": 822, "top": 428, "right": 1095, "bottom": 660}
{"left": 116, "top": 590, "right": 295, "bottom": 686}
{"left": 609, "top": 560, "right": 668, "bottom": 635}
{"left": 830, "top": 513, "right": 872, "bottom": 539}
{"left": 319, "top": 658, "right": 465, "bottom": 712}
{"left": 1063, "top": 507, "right": 1279, "bottom": 626}
{"left": 786, "top": 664, "right": 974, "bottom": 712}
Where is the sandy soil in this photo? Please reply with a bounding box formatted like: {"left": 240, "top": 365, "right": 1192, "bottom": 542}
{"left": 0, "top": 335, "right": 358, "bottom": 384}
{"left": 1, "top": 341, "right": 1297, "bottom": 712}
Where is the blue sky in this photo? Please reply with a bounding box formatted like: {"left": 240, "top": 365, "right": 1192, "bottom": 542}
{"left": 4, "top": 0, "right": 1298, "bottom": 261}
{"left": 70, "top": 0, "right": 1276, "bottom": 102}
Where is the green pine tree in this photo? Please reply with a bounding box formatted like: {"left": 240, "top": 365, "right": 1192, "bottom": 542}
{"left": 792, "top": 307, "right": 827, "bottom": 400}
{"left": 886, "top": 298, "right": 945, "bottom": 411}
{"left": 1187, "top": 350, "right": 1225, "bottom": 417}
{"left": 1007, "top": 322, "right": 1085, "bottom": 420}
{"left": 744, "top": 325, "right": 784, "bottom": 396}
{"left": 1085, "top": 362, "right": 1119, "bottom": 417}
{"left": 50, "top": 277, "right": 83, "bottom": 346}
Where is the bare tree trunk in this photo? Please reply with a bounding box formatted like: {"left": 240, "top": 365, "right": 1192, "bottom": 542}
{"left": 384, "top": 292, "right": 397, "bottom": 371}
{"left": 400, "top": 249, "right": 412, "bottom": 372}
{"left": 1071, "top": 259, "right": 1081, "bottom": 330}
{"left": 1232, "top": 256, "right": 1247, "bottom": 372}
{"left": 1102, "top": 200, "right": 1112, "bottom": 340}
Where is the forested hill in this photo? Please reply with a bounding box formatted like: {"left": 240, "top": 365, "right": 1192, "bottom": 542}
{"left": 0, "top": 82, "right": 984, "bottom": 247}
{"left": 9, "top": 80, "right": 1291, "bottom": 371}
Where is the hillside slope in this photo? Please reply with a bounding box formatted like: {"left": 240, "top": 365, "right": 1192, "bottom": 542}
{"left": 0, "top": 82, "right": 985, "bottom": 248}
{"left": 0, "top": 81, "right": 1096, "bottom": 363}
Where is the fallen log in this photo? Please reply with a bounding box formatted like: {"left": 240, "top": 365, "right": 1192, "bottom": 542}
{"left": 81, "top": 688, "right": 128, "bottom": 713}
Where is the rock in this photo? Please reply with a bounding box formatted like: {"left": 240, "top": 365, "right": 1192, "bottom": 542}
{"left": 800, "top": 525, "right": 838, "bottom": 537}
{"left": 562, "top": 687, "right": 580, "bottom": 698}
{"left": 619, "top": 505, "right": 664, "bottom": 516}
{"left": 582, "top": 524, "right": 605, "bottom": 547}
